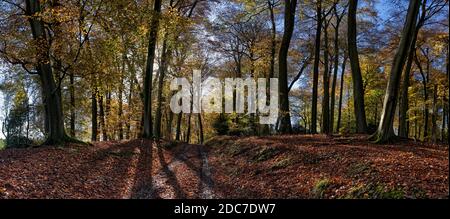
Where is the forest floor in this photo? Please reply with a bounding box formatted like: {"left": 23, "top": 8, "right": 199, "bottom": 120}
{"left": 0, "top": 135, "right": 448, "bottom": 199}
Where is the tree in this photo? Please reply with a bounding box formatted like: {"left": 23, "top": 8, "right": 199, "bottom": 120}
{"left": 370, "top": 0, "right": 421, "bottom": 143}
{"left": 142, "top": 0, "right": 161, "bottom": 139}
{"left": 330, "top": 2, "right": 347, "bottom": 134}
{"left": 25, "top": 0, "right": 72, "bottom": 145}
{"left": 311, "top": 0, "right": 322, "bottom": 134}
{"left": 347, "top": 0, "right": 368, "bottom": 133}
{"left": 278, "top": 0, "right": 298, "bottom": 134}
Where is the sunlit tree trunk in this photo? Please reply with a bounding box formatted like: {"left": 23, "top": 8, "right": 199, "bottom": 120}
{"left": 371, "top": 0, "right": 421, "bottom": 143}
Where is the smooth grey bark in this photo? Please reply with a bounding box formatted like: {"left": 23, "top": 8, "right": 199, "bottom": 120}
{"left": 278, "top": 0, "right": 297, "bottom": 134}
{"left": 347, "top": 0, "right": 368, "bottom": 133}
{"left": 371, "top": 0, "right": 421, "bottom": 143}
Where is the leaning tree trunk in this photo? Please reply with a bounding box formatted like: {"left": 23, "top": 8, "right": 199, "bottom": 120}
{"left": 399, "top": 5, "right": 426, "bottom": 138}
{"left": 25, "top": 0, "right": 70, "bottom": 145}
{"left": 142, "top": 0, "right": 161, "bottom": 139}
{"left": 371, "top": 0, "right": 421, "bottom": 143}
{"left": 398, "top": 42, "right": 416, "bottom": 138}
{"left": 347, "top": 0, "right": 368, "bottom": 134}
{"left": 311, "top": 0, "right": 322, "bottom": 134}
{"left": 278, "top": 0, "right": 297, "bottom": 134}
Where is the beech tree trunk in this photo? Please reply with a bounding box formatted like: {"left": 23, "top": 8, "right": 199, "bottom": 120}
{"left": 99, "top": 95, "right": 107, "bottom": 141}
{"left": 347, "top": 0, "right": 368, "bottom": 133}
{"left": 311, "top": 0, "right": 322, "bottom": 134}
{"left": 154, "top": 35, "right": 170, "bottom": 139}
{"left": 336, "top": 55, "right": 348, "bottom": 132}
{"left": 278, "top": 0, "right": 297, "bottom": 134}
{"left": 322, "top": 18, "right": 331, "bottom": 134}
{"left": 69, "top": 72, "right": 75, "bottom": 137}
{"left": 175, "top": 112, "right": 182, "bottom": 141}
{"left": 330, "top": 7, "right": 343, "bottom": 134}
{"left": 25, "top": 0, "right": 71, "bottom": 145}
{"left": 143, "top": 0, "right": 161, "bottom": 139}
{"left": 91, "top": 83, "right": 98, "bottom": 142}
{"left": 371, "top": 0, "right": 421, "bottom": 143}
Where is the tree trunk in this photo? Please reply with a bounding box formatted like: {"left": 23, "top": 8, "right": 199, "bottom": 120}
{"left": 311, "top": 0, "right": 322, "bottom": 134}
{"left": 91, "top": 85, "right": 98, "bottom": 142}
{"left": 371, "top": 0, "right": 420, "bottom": 143}
{"left": 118, "top": 58, "right": 124, "bottom": 140}
{"left": 198, "top": 113, "right": 204, "bottom": 144}
{"left": 25, "top": 0, "right": 70, "bottom": 145}
{"left": 347, "top": 0, "right": 368, "bottom": 134}
{"left": 322, "top": 18, "right": 331, "bottom": 134}
{"left": 431, "top": 84, "right": 438, "bottom": 143}
{"left": 98, "top": 95, "right": 106, "bottom": 141}
{"left": 330, "top": 10, "right": 342, "bottom": 134}
{"left": 143, "top": 0, "right": 161, "bottom": 139}
{"left": 336, "top": 55, "right": 348, "bottom": 132}
{"left": 105, "top": 90, "right": 111, "bottom": 141}
{"left": 415, "top": 52, "right": 429, "bottom": 140}
{"left": 268, "top": 0, "right": 276, "bottom": 79}
{"left": 398, "top": 42, "right": 416, "bottom": 138}
{"left": 175, "top": 112, "right": 182, "bottom": 141}
{"left": 278, "top": 0, "right": 297, "bottom": 134}
{"left": 154, "top": 35, "right": 170, "bottom": 139}
{"left": 69, "top": 72, "right": 75, "bottom": 137}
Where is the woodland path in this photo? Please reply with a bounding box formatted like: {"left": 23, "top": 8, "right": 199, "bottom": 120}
{"left": 131, "top": 142, "right": 218, "bottom": 199}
